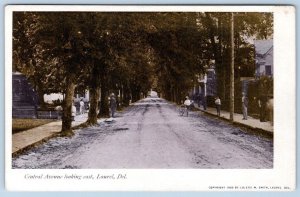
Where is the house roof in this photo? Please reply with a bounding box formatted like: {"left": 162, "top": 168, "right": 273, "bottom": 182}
{"left": 254, "top": 39, "right": 273, "bottom": 55}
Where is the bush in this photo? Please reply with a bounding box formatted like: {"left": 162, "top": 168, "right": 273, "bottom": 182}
{"left": 52, "top": 99, "right": 63, "bottom": 106}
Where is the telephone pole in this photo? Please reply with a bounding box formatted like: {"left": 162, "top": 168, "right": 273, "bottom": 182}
{"left": 230, "top": 12, "right": 234, "bottom": 121}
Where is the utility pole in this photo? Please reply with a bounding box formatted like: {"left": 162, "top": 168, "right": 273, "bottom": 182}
{"left": 230, "top": 12, "right": 234, "bottom": 121}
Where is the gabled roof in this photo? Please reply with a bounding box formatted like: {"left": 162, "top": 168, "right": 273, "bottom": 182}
{"left": 254, "top": 39, "right": 273, "bottom": 55}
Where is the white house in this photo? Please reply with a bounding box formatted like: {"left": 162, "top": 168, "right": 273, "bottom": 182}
{"left": 254, "top": 39, "right": 273, "bottom": 77}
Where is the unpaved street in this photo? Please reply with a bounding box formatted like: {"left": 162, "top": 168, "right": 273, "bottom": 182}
{"left": 13, "top": 98, "right": 273, "bottom": 169}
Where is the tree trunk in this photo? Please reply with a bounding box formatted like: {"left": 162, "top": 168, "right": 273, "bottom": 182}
{"left": 131, "top": 86, "right": 136, "bottom": 102}
{"left": 136, "top": 87, "right": 141, "bottom": 101}
{"left": 123, "top": 86, "right": 130, "bottom": 106}
{"left": 98, "top": 84, "right": 109, "bottom": 117}
{"left": 61, "top": 74, "right": 76, "bottom": 136}
{"left": 175, "top": 87, "right": 179, "bottom": 104}
{"left": 86, "top": 86, "right": 100, "bottom": 125}
{"left": 37, "top": 88, "right": 45, "bottom": 107}
{"left": 120, "top": 84, "right": 124, "bottom": 106}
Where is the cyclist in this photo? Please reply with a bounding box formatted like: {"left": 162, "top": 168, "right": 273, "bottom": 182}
{"left": 183, "top": 96, "right": 191, "bottom": 116}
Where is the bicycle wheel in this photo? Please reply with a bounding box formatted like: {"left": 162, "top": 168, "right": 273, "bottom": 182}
{"left": 179, "top": 106, "right": 185, "bottom": 116}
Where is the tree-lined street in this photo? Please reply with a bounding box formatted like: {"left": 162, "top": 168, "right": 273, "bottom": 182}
{"left": 13, "top": 98, "right": 273, "bottom": 169}
{"left": 12, "top": 11, "right": 274, "bottom": 169}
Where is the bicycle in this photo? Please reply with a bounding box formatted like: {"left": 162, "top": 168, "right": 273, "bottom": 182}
{"left": 178, "top": 105, "right": 188, "bottom": 116}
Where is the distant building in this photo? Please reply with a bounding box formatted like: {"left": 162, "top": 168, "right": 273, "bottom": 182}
{"left": 254, "top": 39, "right": 273, "bottom": 77}
{"left": 205, "top": 67, "right": 217, "bottom": 97}
{"left": 197, "top": 64, "right": 217, "bottom": 98}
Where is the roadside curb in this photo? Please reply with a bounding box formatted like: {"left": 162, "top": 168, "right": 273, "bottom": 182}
{"left": 12, "top": 120, "right": 84, "bottom": 157}
{"left": 12, "top": 132, "right": 58, "bottom": 157}
{"left": 196, "top": 108, "right": 273, "bottom": 138}
{"left": 12, "top": 116, "right": 112, "bottom": 157}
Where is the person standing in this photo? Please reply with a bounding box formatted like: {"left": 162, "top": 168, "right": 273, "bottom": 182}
{"left": 242, "top": 93, "right": 248, "bottom": 120}
{"left": 184, "top": 96, "right": 191, "bottom": 117}
{"left": 80, "top": 99, "right": 85, "bottom": 114}
{"left": 266, "top": 96, "right": 273, "bottom": 125}
{"left": 258, "top": 98, "right": 262, "bottom": 121}
{"left": 110, "top": 93, "right": 117, "bottom": 118}
{"left": 258, "top": 95, "right": 267, "bottom": 122}
{"left": 55, "top": 105, "right": 63, "bottom": 120}
{"left": 215, "top": 96, "right": 221, "bottom": 116}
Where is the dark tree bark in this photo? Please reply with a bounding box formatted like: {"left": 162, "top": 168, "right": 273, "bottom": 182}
{"left": 123, "top": 86, "right": 130, "bottom": 107}
{"left": 98, "top": 84, "right": 109, "bottom": 118}
{"left": 131, "top": 86, "right": 141, "bottom": 102}
{"left": 61, "top": 74, "right": 76, "bottom": 136}
{"left": 86, "top": 87, "right": 100, "bottom": 125}
{"left": 36, "top": 88, "right": 45, "bottom": 106}
{"left": 120, "top": 84, "right": 124, "bottom": 106}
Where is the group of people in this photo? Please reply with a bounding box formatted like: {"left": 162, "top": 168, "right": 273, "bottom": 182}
{"left": 213, "top": 94, "right": 248, "bottom": 119}
{"left": 213, "top": 93, "right": 273, "bottom": 122}
{"left": 182, "top": 93, "right": 249, "bottom": 120}
{"left": 71, "top": 94, "right": 118, "bottom": 121}
{"left": 71, "top": 99, "right": 86, "bottom": 121}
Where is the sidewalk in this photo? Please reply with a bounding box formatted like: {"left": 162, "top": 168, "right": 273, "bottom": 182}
{"left": 12, "top": 114, "right": 88, "bottom": 155}
{"left": 194, "top": 104, "right": 273, "bottom": 135}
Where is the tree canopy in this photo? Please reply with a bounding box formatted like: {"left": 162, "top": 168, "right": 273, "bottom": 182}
{"left": 13, "top": 11, "right": 273, "bottom": 134}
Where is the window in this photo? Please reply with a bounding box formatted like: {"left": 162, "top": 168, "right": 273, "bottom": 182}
{"left": 265, "top": 65, "right": 272, "bottom": 76}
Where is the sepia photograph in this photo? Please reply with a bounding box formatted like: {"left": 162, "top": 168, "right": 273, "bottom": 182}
{"left": 5, "top": 5, "right": 295, "bottom": 191}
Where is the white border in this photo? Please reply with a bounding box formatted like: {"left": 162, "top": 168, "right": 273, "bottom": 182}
{"left": 5, "top": 5, "right": 296, "bottom": 191}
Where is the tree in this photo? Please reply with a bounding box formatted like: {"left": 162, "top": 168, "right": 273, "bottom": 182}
{"left": 13, "top": 12, "right": 65, "bottom": 106}
{"left": 82, "top": 13, "right": 156, "bottom": 121}
{"left": 14, "top": 12, "right": 92, "bottom": 135}
{"left": 197, "top": 12, "right": 273, "bottom": 108}
{"left": 147, "top": 13, "right": 205, "bottom": 102}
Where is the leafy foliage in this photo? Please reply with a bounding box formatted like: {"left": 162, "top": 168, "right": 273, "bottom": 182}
{"left": 13, "top": 11, "right": 273, "bottom": 131}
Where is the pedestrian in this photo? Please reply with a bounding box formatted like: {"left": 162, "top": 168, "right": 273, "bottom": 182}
{"left": 197, "top": 93, "right": 201, "bottom": 108}
{"left": 55, "top": 105, "right": 63, "bottom": 119}
{"left": 110, "top": 93, "right": 117, "bottom": 118}
{"left": 242, "top": 93, "right": 248, "bottom": 120}
{"left": 258, "top": 95, "right": 267, "bottom": 122}
{"left": 215, "top": 96, "right": 221, "bottom": 116}
{"left": 71, "top": 102, "right": 76, "bottom": 121}
{"left": 80, "top": 99, "right": 85, "bottom": 114}
{"left": 184, "top": 96, "right": 191, "bottom": 116}
{"left": 266, "top": 96, "right": 273, "bottom": 125}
